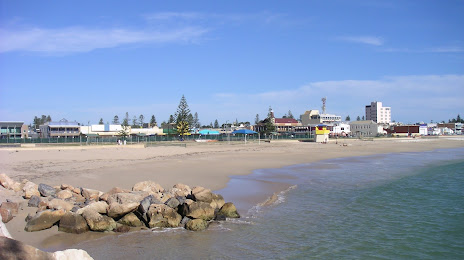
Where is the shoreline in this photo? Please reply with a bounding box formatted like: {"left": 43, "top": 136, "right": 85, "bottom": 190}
{"left": 1, "top": 137, "right": 463, "bottom": 250}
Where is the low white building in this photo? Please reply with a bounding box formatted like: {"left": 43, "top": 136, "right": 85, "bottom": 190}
{"left": 332, "top": 122, "right": 351, "bottom": 136}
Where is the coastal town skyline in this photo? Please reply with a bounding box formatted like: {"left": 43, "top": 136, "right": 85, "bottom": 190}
{"left": 1, "top": 1, "right": 463, "bottom": 124}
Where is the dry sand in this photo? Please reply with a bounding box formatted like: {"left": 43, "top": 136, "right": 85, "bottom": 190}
{"left": 1, "top": 136, "right": 463, "bottom": 250}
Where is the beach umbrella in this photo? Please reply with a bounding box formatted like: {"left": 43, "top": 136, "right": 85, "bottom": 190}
{"left": 231, "top": 129, "right": 258, "bottom": 143}
{"left": 231, "top": 129, "right": 257, "bottom": 134}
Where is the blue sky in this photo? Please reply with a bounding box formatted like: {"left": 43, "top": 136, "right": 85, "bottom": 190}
{"left": 1, "top": 0, "right": 463, "bottom": 126}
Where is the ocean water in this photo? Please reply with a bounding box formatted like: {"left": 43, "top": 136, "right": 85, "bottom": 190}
{"left": 77, "top": 148, "right": 464, "bottom": 259}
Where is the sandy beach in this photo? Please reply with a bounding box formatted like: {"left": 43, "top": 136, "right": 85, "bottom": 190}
{"left": 1, "top": 137, "right": 463, "bottom": 250}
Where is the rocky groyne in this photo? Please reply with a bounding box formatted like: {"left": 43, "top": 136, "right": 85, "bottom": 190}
{"left": 0, "top": 173, "right": 240, "bottom": 235}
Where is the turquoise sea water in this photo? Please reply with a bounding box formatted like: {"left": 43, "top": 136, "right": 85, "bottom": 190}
{"left": 78, "top": 148, "right": 464, "bottom": 259}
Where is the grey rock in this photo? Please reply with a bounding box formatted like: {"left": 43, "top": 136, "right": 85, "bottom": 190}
{"left": 165, "top": 197, "right": 180, "bottom": 209}
{"left": 38, "top": 183, "right": 56, "bottom": 197}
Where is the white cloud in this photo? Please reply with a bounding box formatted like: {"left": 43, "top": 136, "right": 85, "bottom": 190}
{"left": 212, "top": 74, "right": 464, "bottom": 122}
{"left": 0, "top": 26, "right": 208, "bottom": 54}
{"left": 382, "top": 46, "right": 464, "bottom": 53}
{"left": 337, "top": 36, "right": 384, "bottom": 46}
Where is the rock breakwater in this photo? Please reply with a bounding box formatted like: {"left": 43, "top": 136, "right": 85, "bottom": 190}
{"left": 0, "top": 173, "right": 240, "bottom": 234}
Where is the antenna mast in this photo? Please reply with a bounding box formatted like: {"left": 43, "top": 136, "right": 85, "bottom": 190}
{"left": 321, "top": 97, "right": 326, "bottom": 114}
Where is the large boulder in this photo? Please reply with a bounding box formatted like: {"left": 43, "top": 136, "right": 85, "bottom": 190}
{"left": 185, "top": 219, "right": 209, "bottom": 231}
{"left": 172, "top": 183, "right": 192, "bottom": 197}
{"left": 0, "top": 208, "right": 13, "bottom": 223}
{"left": 147, "top": 204, "right": 182, "bottom": 228}
{"left": 25, "top": 209, "right": 65, "bottom": 232}
{"left": 52, "top": 249, "right": 94, "bottom": 260}
{"left": 99, "top": 187, "right": 130, "bottom": 202}
{"left": 0, "top": 236, "right": 55, "bottom": 259}
{"left": 0, "top": 173, "right": 21, "bottom": 191}
{"left": 118, "top": 212, "right": 143, "bottom": 227}
{"left": 28, "top": 195, "right": 42, "bottom": 207}
{"left": 191, "top": 186, "right": 213, "bottom": 203}
{"left": 38, "top": 183, "right": 56, "bottom": 197}
{"left": 58, "top": 212, "right": 89, "bottom": 234}
{"left": 56, "top": 189, "right": 73, "bottom": 200}
{"left": 218, "top": 202, "right": 240, "bottom": 218}
{"left": 138, "top": 195, "right": 154, "bottom": 215}
{"left": 47, "top": 199, "right": 74, "bottom": 211}
{"left": 0, "top": 237, "right": 94, "bottom": 260}
{"left": 107, "top": 202, "right": 139, "bottom": 219}
{"left": 81, "top": 209, "right": 116, "bottom": 232}
{"left": 1, "top": 202, "right": 19, "bottom": 215}
{"left": 210, "top": 193, "right": 225, "bottom": 209}
{"left": 107, "top": 192, "right": 149, "bottom": 205}
{"left": 165, "top": 197, "right": 180, "bottom": 209}
{"left": 76, "top": 201, "right": 108, "bottom": 215}
{"left": 132, "top": 181, "right": 164, "bottom": 194}
{"left": 23, "top": 181, "right": 40, "bottom": 199}
{"left": 186, "top": 201, "right": 215, "bottom": 221}
{"left": 81, "top": 188, "right": 102, "bottom": 201}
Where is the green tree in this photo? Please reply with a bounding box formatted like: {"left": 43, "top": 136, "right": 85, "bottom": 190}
{"left": 122, "top": 112, "right": 129, "bottom": 127}
{"left": 457, "top": 114, "right": 462, "bottom": 123}
{"left": 356, "top": 116, "right": 361, "bottom": 121}
{"left": 132, "top": 116, "right": 138, "bottom": 127}
{"left": 99, "top": 118, "right": 104, "bottom": 125}
{"left": 113, "top": 115, "right": 120, "bottom": 124}
{"left": 168, "top": 115, "right": 175, "bottom": 124}
{"left": 150, "top": 115, "right": 157, "bottom": 127}
{"left": 287, "top": 110, "right": 294, "bottom": 119}
{"left": 46, "top": 115, "right": 52, "bottom": 122}
{"left": 139, "top": 114, "right": 145, "bottom": 128}
{"left": 193, "top": 112, "right": 200, "bottom": 128}
{"left": 214, "top": 119, "right": 219, "bottom": 128}
{"left": 118, "top": 125, "right": 130, "bottom": 140}
{"left": 175, "top": 95, "right": 191, "bottom": 138}
{"left": 362, "top": 116, "right": 365, "bottom": 120}
{"left": 345, "top": 115, "right": 351, "bottom": 121}
{"left": 187, "top": 113, "right": 194, "bottom": 128}
{"left": 255, "top": 114, "right": 260, "bottom": 125}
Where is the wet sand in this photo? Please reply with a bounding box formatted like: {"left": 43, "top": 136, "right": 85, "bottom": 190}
{"left": 1, "top": 137, "right": 463, "bottom": 250}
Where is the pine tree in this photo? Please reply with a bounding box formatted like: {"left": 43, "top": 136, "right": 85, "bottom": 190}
{"left": 193, "top": 112, "right": 200, "bottom": 128}
{"left": 214, "top": 119, "right": 219, "bottom": 128}
{"left": 362, "top": 116, "right": 365, "bottom": 120}
{"left": 132, "top": 116, "right": 138, "bottom": 127}
{"left": 46, "top": 115, "right": 52, "bottom": 122}
{"left": 139, "top": 114, "right": 145, "bottom": 128}
{"left": 113, "top": 115, "right": 120, "bottom": 124}
{"left": 122, "top": 112, "right": 129, "bottom": 127}
{"left": 150, "top": 115, "right": 157, "bottom": 127}
{"left": 187, "top": 113, "right": 194, "bottom": 128}
{"left": 457, "top": 114, "right": 462, "bottom": 123}
{"left": 175, "top": 95, "right": 191, "bottom": 138}
{"left": 168, "top": 115, "right": 175, "bottom": 124}
{"left": 288, "top": 110, "right": 294, "bottom": 119}
{"left": 99, "top": 118, "right": 104, "bottom": 125}
{"left": 255, "top": 114, "right": 260, "bottom": 125}
{"left": 356, "top": 116, "right": 361, "bottom": 121}
{"left": 345, "top": 115, "right": 351, "bottom": 121}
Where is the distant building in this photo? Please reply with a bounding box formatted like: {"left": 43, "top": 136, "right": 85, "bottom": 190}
{"left": 39, "top": 118, "right": 80, "bottom": 138}
{"left": 0, "top": 121, "right": 28, "bottom": 139}
{"left": 254, "top": 110, "right": 301, "bottom": 134}
{"left": 332, "top": 122, "right": 351, "bottom": 137}
{"left": 365, "top": 101, "right": 391, "bottom": 124}
{"left": 385, "top": 125, "right": 420, "bottom": 137}
{"left": 350, "top": 120, "right": 382, "bottom": 137}
{"left": 300, "top": 110, "right": 341, "bottom": 126}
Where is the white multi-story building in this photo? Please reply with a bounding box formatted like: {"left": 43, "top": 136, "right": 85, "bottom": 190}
{"left": 365, "top": 101, "right": 391, "bottom": 124}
